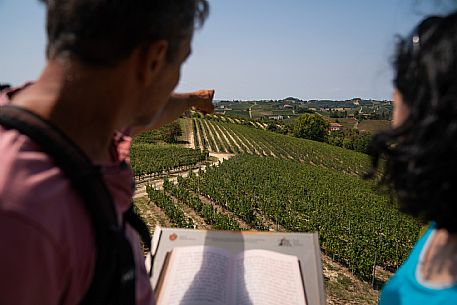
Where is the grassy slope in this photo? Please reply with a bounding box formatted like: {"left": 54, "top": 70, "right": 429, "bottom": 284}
{"left": 358, "top": 120, "right": 390, "bottom": 134}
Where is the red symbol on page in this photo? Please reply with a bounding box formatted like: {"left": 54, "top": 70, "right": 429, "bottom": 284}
{"left": 169, "top": 233, "right": 177, "bottom": 241}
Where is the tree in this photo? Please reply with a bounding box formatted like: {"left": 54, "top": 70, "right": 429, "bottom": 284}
{"left": 326, "top": 130, "right": 344, "bottom": 147}
{"left": 325, "top": 129, "right": 373, "bottom": 154}
{"left": 159, "top": 121, "right": 182, "bottom": 143}
{"left": 266, "top": 123, "right": 278, "bottom": 132}
{"left": 292, "top": 114, "right": 329, "bottom": 142}
{"left": 352, "top": 132, "right": 372, "bottom": 154}
{"left": 342, "top": 137, "right": 354, "bottom": 150}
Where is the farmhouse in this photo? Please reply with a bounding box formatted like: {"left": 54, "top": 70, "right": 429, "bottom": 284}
{"left": 330, "top": 122, "right": 343, "bottom": 131}
{"left": 269, "top": 115, "right": 284, "bottom": 121}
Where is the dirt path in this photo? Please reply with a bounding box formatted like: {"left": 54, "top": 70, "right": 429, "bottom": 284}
{"left": 322, "top": 254, "right": 380, "bottom": 304}
{"left": 193, "top": 119, "right": 205, "bottom": 151}
{"left": 265, "top": 148, "right": 278, "bottom": 158}
{"left": 211, "top": 123, "right": 234, "bottom": 153}
{"left": 206, "top": 121, "right": 227, "bottom": 152}
{"left": 134, "top": 197, "right": 174, "bottom": 230}
{"left": 210, "top": 152, "right": 235, "bottom": 162}
{"left": 256, "top": 122, "right": 266, "bottom": 129}
{"left": 219, "top": 125, "right": 245, "bottom": 153}
{"left": 167, "top": 193, "right": 211, "bottom": 230}
{"left": 202, "top": 119, "right": 220, "bottom": 152}
{"left": 249, "top": 136, "right": 276, "bottom": 158}
{"left": 181, "top": 118, "right": 194, "bottom": 149}
{"left": 251, "top": 132, "right": 284, "bottom": 159}
{"left": 198, "top": 119, "right": 213, "bottom": 152}
{"left": 266, "top": 140, "right": 294, "bottom": 160}
{"left": 134, "top": 153, "right": 234, "bottom": 199}
{"left": 134, "top": 165, "right": 208, "bottom": 198}
{"left": 236, "top": 133, "right": 262, "bottom": 156}
{"left": 257, "top": 211, "right": 286, "bottom": 232}
{"left": 134, "top": 168, "right": 204, "bottom": 198}
{"left": 189, "top": 190, "right": 252, "bottom": 230}
{"left": 226, "top": 128, "right": 253, "bottom": 154}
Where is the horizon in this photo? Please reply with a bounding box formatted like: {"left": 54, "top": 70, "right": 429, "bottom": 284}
{"left": 213, "top": 96, "right": 392, "bottom": 103}
{"left": 1, "top": 1, "right": 456, "bottom": 101}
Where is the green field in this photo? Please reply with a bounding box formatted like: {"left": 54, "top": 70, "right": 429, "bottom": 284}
{"left": 330, "top": 118, "right": 358, "bottom": 130}
{"left": 130, "top": 144, "right": 208, "bottom": 176}
{"left": 358, "top": 120, "right": 390, "bottom": 134}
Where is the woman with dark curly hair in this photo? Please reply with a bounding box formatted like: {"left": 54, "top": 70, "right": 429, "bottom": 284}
{"left": 370, "top": 11, "right": 457, "bottom": 305}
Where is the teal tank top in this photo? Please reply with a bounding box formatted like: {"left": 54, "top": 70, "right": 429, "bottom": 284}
{"left": 379, "top": 224, "right": 457, "bottom": 305}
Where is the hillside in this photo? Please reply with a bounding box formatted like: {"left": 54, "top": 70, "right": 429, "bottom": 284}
{"left": 192, "top": 117, "right": 370, "bottom": 175}
{"left": 132, "top": 117, "right": 420, "bottom": 305}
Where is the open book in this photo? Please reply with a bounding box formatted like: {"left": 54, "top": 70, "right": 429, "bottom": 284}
{"left": 156, "top": 246, "right": 307, "bottom": 305}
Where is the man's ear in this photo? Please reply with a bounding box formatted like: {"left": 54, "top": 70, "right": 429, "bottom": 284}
{"left": 137, "top": 40, "right": 169, "bottom": 86}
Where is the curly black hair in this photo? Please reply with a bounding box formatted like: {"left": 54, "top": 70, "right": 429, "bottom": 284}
{"left": 368, "top": 11, "right": 457, "bottom": 233}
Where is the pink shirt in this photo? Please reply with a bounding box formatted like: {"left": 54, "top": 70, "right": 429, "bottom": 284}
{"left": 0, "top": 91, "right": 154, "bottom": 305}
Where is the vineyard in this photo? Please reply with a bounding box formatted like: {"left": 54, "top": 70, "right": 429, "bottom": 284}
{"left": 130, "top": 143, "right": 208, "bottom": 176}
{"left": 140, "top": 155, "right": 421, "bottom": 281}
{"left": 132, "top": 116, "right": 421, "bottom": 299}
{"left": 191, "top": 117, "right": 370, "bottom": 175}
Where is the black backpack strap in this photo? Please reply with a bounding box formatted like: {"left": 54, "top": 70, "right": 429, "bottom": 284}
{"left": 124, "top": 206, "right": 153, "bottom": 276}
{"left": 0, "top": 105, "right": 137, "bottom": 305}
{"left": 124, "top": 206, "right": 152, "bottom": 251}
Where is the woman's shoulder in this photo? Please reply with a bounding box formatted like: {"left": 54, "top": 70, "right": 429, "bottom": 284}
{"left": 379, "top": 223, "right": 457, "bottom": 305}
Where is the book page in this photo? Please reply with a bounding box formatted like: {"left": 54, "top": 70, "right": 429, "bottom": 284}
{"left": 232, "top": 249, "right": 306, "bottom": 305}
{"left": 157, "top": 246, "right": 231, "bottom": 305}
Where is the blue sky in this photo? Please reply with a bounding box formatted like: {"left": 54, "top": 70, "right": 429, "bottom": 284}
{"left": 0, "top": 0, "right": 455, "bottom": 100}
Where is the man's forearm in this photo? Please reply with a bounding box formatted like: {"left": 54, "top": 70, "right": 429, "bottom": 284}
{"left": 130, "top": 93, "right": 196, "bottom": 136}
{"left": 130, "top": 90, "right": 214, "bottom": 136}
{"left": 148, "top": 94, "right": 190, "bottom": 129}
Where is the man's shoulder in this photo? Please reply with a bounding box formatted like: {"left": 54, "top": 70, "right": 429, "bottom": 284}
{"left": 0, "top": 126, "right": 70, "bottom": 202}
{"left": 0, "top": 129, "right": 96, "bottom": 305}
{"left": 0, "top": 126, "right": 92, "bottom": 244}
